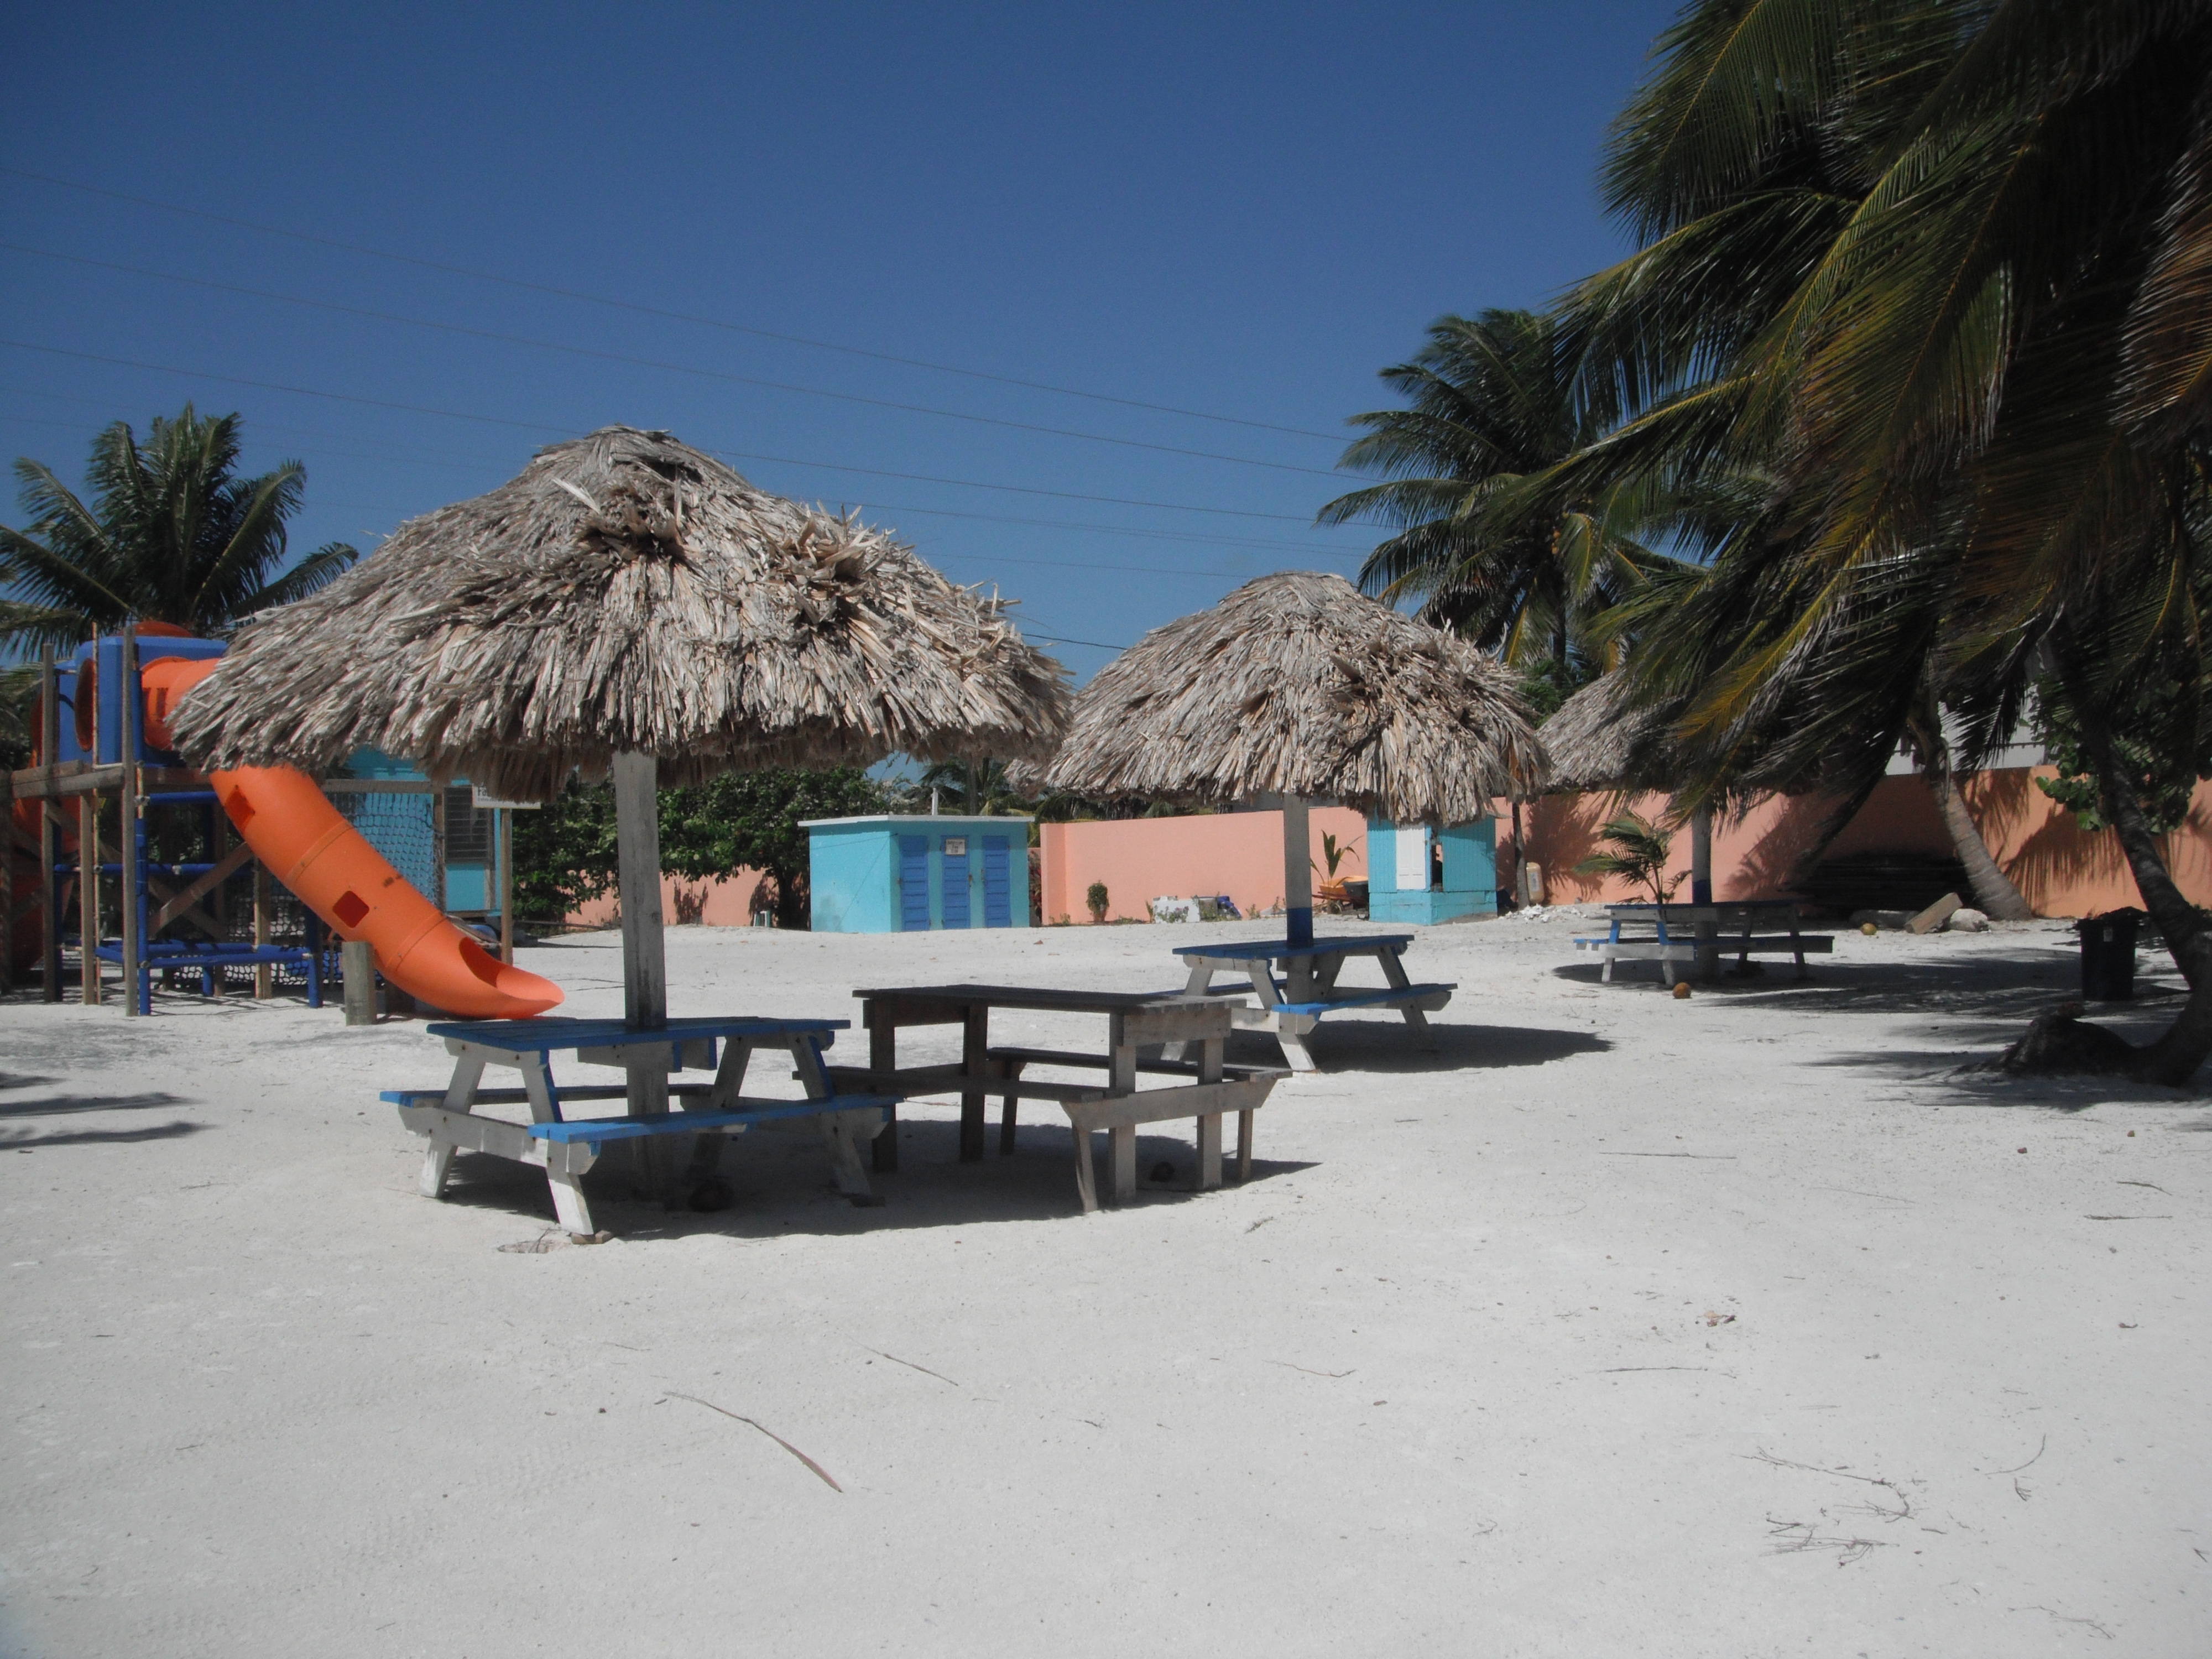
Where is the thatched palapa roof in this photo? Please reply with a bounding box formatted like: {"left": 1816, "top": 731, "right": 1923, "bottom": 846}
{"left": 1540, "top": 671, "right": 1678, "bottom": 793}
{"left": 172, "top": 427, "right": 1070, "bottom": 799}
{"left": 1035, "top": 571, "right": 1544, "bottom": 823}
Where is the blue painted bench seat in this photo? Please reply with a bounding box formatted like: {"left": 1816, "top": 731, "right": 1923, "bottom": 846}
{"left": 1274, "top": 982, "right": 1456, "bottom": 1018}
{"left": 379, "top": 1088, "right": 890, "bottom": 1143}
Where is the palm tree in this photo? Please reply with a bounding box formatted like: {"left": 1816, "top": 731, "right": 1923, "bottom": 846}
{"left": 1319, "top": 307, "right": 1673, "bottom": 672}
{"left": 2, "top": 405, "right": 357, "bottom": 654}
{"left": 1559, "top": 1, "right": 2212, "bottom": 1076}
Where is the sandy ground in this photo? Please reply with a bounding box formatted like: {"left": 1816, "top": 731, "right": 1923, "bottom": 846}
{"left": 2, "top": 911, "right": 2207, "bottom": 1658}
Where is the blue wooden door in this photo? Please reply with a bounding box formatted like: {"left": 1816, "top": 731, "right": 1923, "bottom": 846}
{"left": 898, "top": 836, "right": 931, "bottom": 931}
{"left": 982, "top": 837, "right": 1011, "bottom": 927}
{"left": 941, "top": 841, "right": 971, "bottom": 928}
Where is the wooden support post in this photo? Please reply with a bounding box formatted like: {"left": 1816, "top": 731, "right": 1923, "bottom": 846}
{"left": 119, "top": 627, "right": 143, "bottom": 1017}
{"left": 38, "top": 656, "right": 61, "bottom": 1001}
{"left": 612, "top": 752, "right": 669, "bottom": 1191}
{"left": 497, "top": 808, "right": 514, "bottom": 965}
{"left": 210, "top": 808, "right": 228, "bottom": 994}
{"left": 0, "top": 764, "right": 12, "bottom": 996}
{"left": 1689, "top": 803, "right": 1713, "bottom": 906}
{"left": 77, "top": 794, "right": 100, "bottom": 1005}
{"left": 1281, "top": 794, "right": 1313, "bottom": 950}
{"left": 431, "top": 784, "right": 448, "bottom": 916}
{"left": 252, "top": 858, "right": 274, "bottom": 998}
{"left": 869, "top": 1010, "right": 899, "bottom": 1173}
{"left": 341, "top": 939, "right": 378, "bottom": 1025}
{"left": 958, "top": 1004, "right": 988, "bottom": 1162}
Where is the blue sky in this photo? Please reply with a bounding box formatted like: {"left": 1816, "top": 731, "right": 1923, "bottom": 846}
{"left": 2, "top": 1, "right": 1679, "bottom": 676}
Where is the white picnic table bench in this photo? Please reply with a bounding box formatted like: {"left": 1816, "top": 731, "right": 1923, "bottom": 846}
{"left": 1573, "top": 901, "right": 1834, "bottom": 983}
{"left": 380, "top": 1015, "right": 894, "bottom": 1235}
{"left": 1170, "top": 932, "right": 1454, "bottom": 1073}
{"left": 832, "top": 984, "right": 1286, "bottom": 1213}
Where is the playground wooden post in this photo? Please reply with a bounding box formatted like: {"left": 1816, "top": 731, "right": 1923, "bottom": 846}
{"left": 119, "top": 626, "right": 143, "bottom": 1018}
{"left": 253, "top": 861, "right": 273, "bottom": 998}
{"left": 38, "top": 656, "right": 60, "bottom": 1001}
{"left": 497, "top": 808, "right": 515, "bottom": 965}
{"left": 1, "top": 763, "right": 12, "bottom": 995}
{"left": 77, "top": 795, "right": 100, "bottom": 1005}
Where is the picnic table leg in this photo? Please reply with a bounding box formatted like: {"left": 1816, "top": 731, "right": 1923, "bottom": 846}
{"left": 419, "top": 1053, "right": 488, "bottom": 1198}
{"left": 1245, "top": 961, "right": 1316, "bottom": 1073}
{"left": 1164, "top": 959, "right": 1214, "bottom": 1062}
{"left": 1194, "top": 1033, "right": 1224, "bottom": 1189}
{"left": 818, "top": 1112, "right": 881, "bottom": 1202}
{"left": 684, "top": 1039, "right": 756, "bottom": 1201}
{"left": 1068, "top": 1117, "right": 1100, "bottom": 1213}
{"left": 868, "top": 1012, "right": 899, "bottom": 1173}
{"left": 1234, "top": 1109, "right": 1255, "bottom": 1182}
{"left": 958, "top": 1005, "right": 989, "bottom": 1162}
{"left": 545, "top": 1142, "right": 597, "bottom": 1236}
{"left": 1378, "top": 947, "right": 1435, "bottom": 1041}
{"left": 996, "top": 1056, "right": 1024, "bottom": 1155}
{"left": 1105, "top": 1033, "right": 1137, "bottom": 1202}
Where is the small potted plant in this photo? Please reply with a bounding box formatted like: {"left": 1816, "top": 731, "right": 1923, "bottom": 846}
{"left": 1086, "top": 880, "right": 1110, "bottom": 924}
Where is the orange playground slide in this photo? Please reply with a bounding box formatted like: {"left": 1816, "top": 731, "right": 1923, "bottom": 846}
{"left": 142, "top": 658, "right": 563, "bottom": 1020}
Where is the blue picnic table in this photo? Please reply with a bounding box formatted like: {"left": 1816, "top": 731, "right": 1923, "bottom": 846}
{"left": 1572, "top": 901, "right": 1833, "bottom": 983}
{"left": 1170, "top": 933, "right": 1454, "bottom": 1073}
{"left": 379, "top": 1014, "right": 894, "bottom": 1235}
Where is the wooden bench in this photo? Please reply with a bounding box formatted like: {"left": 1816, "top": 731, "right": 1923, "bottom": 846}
{"left": 1272, "top": 982, "right": 1456, "bottom": 1018}
{"left": 389, "top": 1016, "right": 893, "bottom": 1234}
{"left": 1172, "top": 934, "right": 1453, "bottom": 1072}
{"left": 840, "top": 988, "right": 1285, "bottom": 1212}
{"left": 1579, "top": 904, "right": 1837, "bottom": 983}
{"left": 980, "top": 1044, "right": 1289, "bottom": 1183}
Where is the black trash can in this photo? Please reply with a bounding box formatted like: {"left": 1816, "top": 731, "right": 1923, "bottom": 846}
{"left": 2078, "top": 909, "right": 2143, "bottom": 1001}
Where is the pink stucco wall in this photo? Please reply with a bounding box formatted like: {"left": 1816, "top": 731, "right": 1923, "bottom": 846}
{"left": 1038, "top": 808, "right": 1369, "bottom": 924}
{"left": 559, "top": 768, "right": 2212, "bottom": 930}
{"left": 1512, "top": 768, "right": 2212, "bottom": 917}
{"left": 569, "top": 867, "right": 773, "bottom": 928}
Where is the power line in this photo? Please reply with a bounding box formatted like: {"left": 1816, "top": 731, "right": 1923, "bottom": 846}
{"left": 0, "top": 338, "right": 1339, "bottom": 524}
{"left": 0, "top": 241, "right": 1344, "bottom": 478}
{"left": 0, "top": 409, "right": 1354, "bottom": 579}
{"left": 1, "top": 165, "right": 1347, "bottom": 443}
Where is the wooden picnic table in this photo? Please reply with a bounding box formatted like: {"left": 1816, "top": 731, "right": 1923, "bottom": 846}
{"left": 1171, "top": 933, "right": 1455, "bottom": 1073}
{"left": 1575, "top": 901, "right": 1833, "bottom": 983}
{"left": 836, "top": 984, "right": 1285, "bottom": 1212}
{"left": 380, "top": 1015, "right": 894, "bottom": 1235}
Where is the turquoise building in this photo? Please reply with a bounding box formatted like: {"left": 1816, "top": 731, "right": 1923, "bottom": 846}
{"left": 1365, "top": 817, "right": 1498, "bottom": 925}
{"left": 805, "top": 815, "right": 1032, "bottom": 932}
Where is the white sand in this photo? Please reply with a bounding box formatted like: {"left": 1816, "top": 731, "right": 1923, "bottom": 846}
{"left": 3, "top": 914, "right": 2206, "bottom": 1656}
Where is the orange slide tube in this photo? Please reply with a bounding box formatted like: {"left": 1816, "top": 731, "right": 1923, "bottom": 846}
{"left": 142, "top": 659, "right": 563, "bottom": 1019}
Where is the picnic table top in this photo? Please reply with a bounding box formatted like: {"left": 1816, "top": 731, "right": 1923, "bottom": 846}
{"left": 1603, "top": 900, "right": 1803, "bottom": 917}
{"left": 853, "top": 983, "right": 1186, "bottom": 1014}
{"left": 1172, "top": 933, "right": 1414, "bottom": 961}
{"left": 425, "top": 1014, "right": 849, "bottom": 1052}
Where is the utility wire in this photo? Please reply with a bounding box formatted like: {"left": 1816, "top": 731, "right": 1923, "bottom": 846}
{"left": 1, "top": 166, "right": 1345, "bottom": 442}
{"left": 0, "top": 338, "right": 1337, "bottom": 524}
{"left": 0, "top": 242, "right": 1342, "bottom": 478}
{"left": 0, "top": 411, "right": 1360, "bottom": 585}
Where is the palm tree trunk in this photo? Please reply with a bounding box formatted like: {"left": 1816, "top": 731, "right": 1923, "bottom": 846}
{"left": 1926, "top": 765, "right": 2033, "bottom": 920}
{"left": 2056, "top": 643, "right": 2212, "bottom": 1084}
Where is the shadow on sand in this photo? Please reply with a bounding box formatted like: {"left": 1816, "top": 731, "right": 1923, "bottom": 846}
{"left": 1285, "top": 1019, "right": 1608, "bottom": 1074}
{"left": 1556, "top": 948, "right": 2210, "bottom": 1108}
{"left": 0, "top": 1089, "right": 189, "bottom": 1120}
{"left": 438, "top": 1111, "right": 1320, "bottom": 1239}
{"left": 2, "top": 1120, "right": 208, "bottom": 1148}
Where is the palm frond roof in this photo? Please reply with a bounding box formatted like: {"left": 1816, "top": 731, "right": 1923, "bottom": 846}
{"left": 170, "top": 426, "right": 1071, "bottom": 799}
{"left": 1034, "top": 571, "right": 1544, "bottom": 822}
